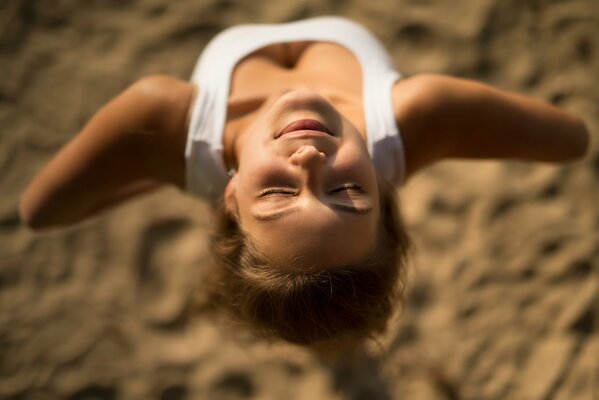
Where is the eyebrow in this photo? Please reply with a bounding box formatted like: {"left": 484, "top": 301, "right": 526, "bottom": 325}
{"left": 330, "top": 203, "right": 373, "bottom": 214}
{"left": 254, "top": 206, "right": 300, "bottom": 221}
{"left": 253, "top": 204, "right": 372, "bottom": 221}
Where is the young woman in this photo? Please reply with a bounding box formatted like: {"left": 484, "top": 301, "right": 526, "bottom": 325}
{"left": 19, "top": 17, "right": 589, "bottom": 345}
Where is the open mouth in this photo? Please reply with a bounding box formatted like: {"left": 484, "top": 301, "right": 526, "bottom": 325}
{"left": 276, "top": 119, "right": 333, "bottom": 138}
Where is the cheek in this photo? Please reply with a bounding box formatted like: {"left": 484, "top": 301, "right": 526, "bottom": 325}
{"left": 238, "top": 144, "right": 275, "bottom": 175}
{"left": 237, "top": 154, "right": 290, "bottom": 197}
{"left": 334, "top": 146, "right": 375, "bottom": 176}
{"left": 240, "top": 155, "right": 280, "bottom": 179}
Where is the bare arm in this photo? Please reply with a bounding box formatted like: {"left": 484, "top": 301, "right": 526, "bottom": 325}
{"left": 20, "top": 75, "right": 194, "bottom": 229}
{"left": 393, "top": 74, "right": 590, "bottom": 177}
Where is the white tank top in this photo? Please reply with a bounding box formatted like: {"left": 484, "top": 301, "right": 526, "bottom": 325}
{"left": 185, "top": 16, "right": 406, "bottom": 202}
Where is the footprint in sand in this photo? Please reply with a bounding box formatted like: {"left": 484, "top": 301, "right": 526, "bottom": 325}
{"left": 160, "top": 384, "right": 188, "bottom": 400}
{"left": 68, "top": 384, "right": 117, "bottom": 400}
{"left": 209, "top": 371, "right": 255, "bottom": 399}
{"left": 135, "top": 217, "right": 208, "bottom": 328}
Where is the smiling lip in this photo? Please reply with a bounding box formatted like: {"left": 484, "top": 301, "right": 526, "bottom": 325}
{"left": 276, "top": 119, "right": 333, "bottom": 138}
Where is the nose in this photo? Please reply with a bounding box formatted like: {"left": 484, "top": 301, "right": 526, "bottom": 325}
{"left": 289, "top": 145, "right": 326, "bottom": 169}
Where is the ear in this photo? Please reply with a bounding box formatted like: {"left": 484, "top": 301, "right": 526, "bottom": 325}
{"left": 224, "top": 174, "right": 238, "bottom": 216}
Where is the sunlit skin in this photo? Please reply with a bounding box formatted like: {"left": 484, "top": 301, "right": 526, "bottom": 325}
{"left": 224, "top": 90, "right": 381, "bottom": 271}
{"left": 18, "top": 45, "right": 589, "bottom": 243}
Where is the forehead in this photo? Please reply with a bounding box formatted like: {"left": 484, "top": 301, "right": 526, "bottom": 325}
{"left": 243, "top": 205, "right": 379, "bottom": 271}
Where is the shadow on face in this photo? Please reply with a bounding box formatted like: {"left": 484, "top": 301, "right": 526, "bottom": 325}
{"left": 242, "top": 199, "right": 380, "bottom": 271}
{"left": 226, "top": 90, "right": 381, "bottom": 271}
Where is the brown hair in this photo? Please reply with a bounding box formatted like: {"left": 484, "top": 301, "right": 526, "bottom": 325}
{"left": 206, "top": 178, "right": 410, "bottom": 346}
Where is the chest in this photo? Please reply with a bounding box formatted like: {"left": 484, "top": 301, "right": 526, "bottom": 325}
{"left": 226, "top": 42, "right": 364, "bottom": 120}
{"left": 222, "top": 43, "right": 367, "bottom": 167}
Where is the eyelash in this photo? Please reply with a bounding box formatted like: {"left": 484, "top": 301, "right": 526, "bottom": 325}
{"left": 259, "top": 188, "right": 297, "bottom": 197}
{"left": 259, "top": 184, "right": 363, "bottom": 197}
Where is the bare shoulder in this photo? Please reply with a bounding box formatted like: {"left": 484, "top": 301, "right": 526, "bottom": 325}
{"left": 124, "top": 75, "right": 196, "bottom": 152}
{"left": 19, "top": 75, "right": 196, "bottom": 228}
{"left": 392, "top": 73, "right": 454, "bottom": 107}
{"left": 392, "top": 74, "right": 457, "bottom": 177}
{"left": 392, "top": 74, "right": 589, "bottom": 178}
{"left": 129, "top": 75, "right": 194, "bottom": 106}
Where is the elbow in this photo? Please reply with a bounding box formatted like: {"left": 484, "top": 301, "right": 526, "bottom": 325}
{"left": 550, "top": 113, "right": 592, "bottom": 163}
{"left": 19, "top": 194, "right": 47, "bottom": 230}
{"left": 19, "top": 190, "right": 59, "bottom": 230}
{"left": 20, "top": 189, "right": 90, "bottom": 230}
{"left": 20, "top": 206, "right": 68, "bottom": 231}
{"left": 569, "top": 117, "right": 591, "bottom": 161}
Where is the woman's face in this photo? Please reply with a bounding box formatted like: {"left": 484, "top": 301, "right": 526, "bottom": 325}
{"left": 227, "top": 90, "right": 380, "bottom": 271}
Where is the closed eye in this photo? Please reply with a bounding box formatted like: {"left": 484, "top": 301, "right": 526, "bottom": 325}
{"left": 258, "top": 187, "right": 298, "bottom": 197}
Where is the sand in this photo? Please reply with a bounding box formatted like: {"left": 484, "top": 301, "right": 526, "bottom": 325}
{"left": 1, "top": 0, "right": 598, "bottom": 399}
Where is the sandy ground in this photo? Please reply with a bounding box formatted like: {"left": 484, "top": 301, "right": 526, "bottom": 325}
{"left": 1, "top": 0, "right": 598, "bottom": 399}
